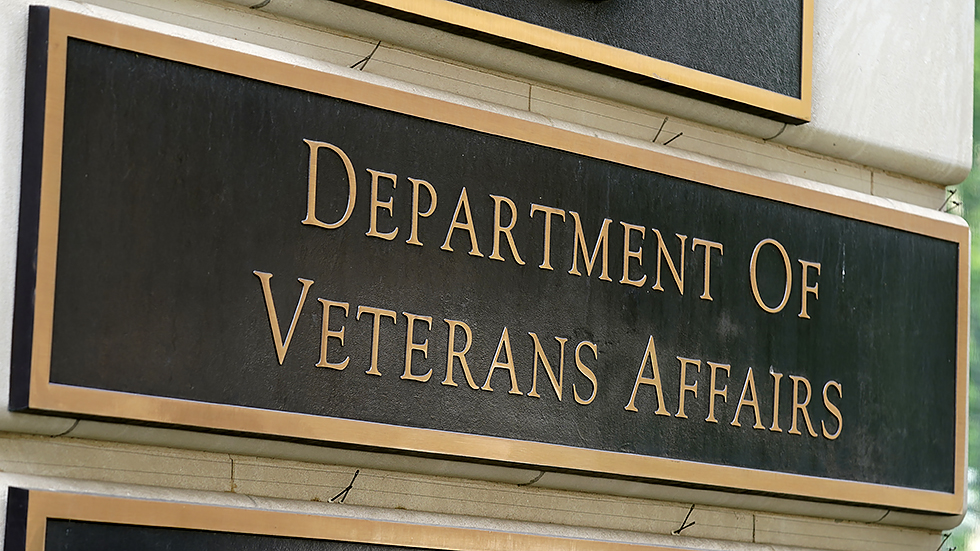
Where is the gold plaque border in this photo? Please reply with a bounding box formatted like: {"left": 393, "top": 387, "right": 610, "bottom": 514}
{"left": 15, "top": 490, "right": 679, "bottom": 550}
{"left": 352, "top": 0, "right": 813, "bottom": 123}
{"left": 24, "top": 8, "right": 966, "bottom": 515}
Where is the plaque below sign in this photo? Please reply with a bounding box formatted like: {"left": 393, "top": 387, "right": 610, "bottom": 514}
{"left": 10, "top": 8, "right": 967, "bottom": 515}
{"left": 2, "top": 489, "right": 670, "bottom": 550}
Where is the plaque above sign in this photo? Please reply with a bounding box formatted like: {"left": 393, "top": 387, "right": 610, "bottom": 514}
{"left": 11, "top": 8, "right": 966, "bottom": 515}
{"left": 326, "top": 0, "right": 813, "bottom": 123}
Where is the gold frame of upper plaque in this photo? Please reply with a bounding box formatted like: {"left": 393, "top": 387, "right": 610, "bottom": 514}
{"left": 352, "top": 0, "right": 813, "bottom": 122}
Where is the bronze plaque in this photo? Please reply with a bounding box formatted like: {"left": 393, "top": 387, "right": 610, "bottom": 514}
{"left": 10, "top": 8, "right": 966, "bottom": 514}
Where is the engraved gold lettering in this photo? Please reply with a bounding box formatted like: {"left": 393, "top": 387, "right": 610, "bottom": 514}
{"left": 443, "top": 319, "right": 479, "bottom": 389}
{"left": 731, "top": 367, "right": 765, "bottom": 429}
{"left": 770, "top": 369, "right": 783, "bottom": 432}
{"left": 651, "top": 229, "right": 686, "bottom": 294}
{"left": 705, "top": 362, "right": 730, "bottom": 423}
{"left": 406, "top": 178, "right": 437, "bottom": 246}
{"left": 676, "top": 357, "right": 701, "bottom": 418}
{"left": 624, "top": 336, "right": 670, "bottom": 414}
{"left": 573, "top": 341, "right": 598, "bottom": 405}
{"left": 356, "top": 305, "right": 397, "bottom": 376}
{"left": 788, "top": 375, "right": 818, "bottom": 437}
{"left": 619, "top": 222, "right": 647, "bottom": 287}
{"left": 527, "top": 333, "right": 566, "bottom": 400}
{"left": 489, "top": 195, "right": 526, "bottom": 265}
{"left": 822, "top": 380, "right": 843, "bottom": 440}
{"left": 799, "top": 260, "right": 821, "bottom": 319}
{"left": 441, "top": 187, "right": 483, "bottom": 256}
{"left": 401, "top": 312, "right": 433, "bottom": 382}
{"left": 253, "top": 271, "right": 313, "bottom": 365}
{"left": 365, "top": 169, "right": 398, "bottom": 240}
{"left": 750, "top": 238, "right": 792, "bottom": 313}
{"left": 302, "top": 140, "right": 355, "bottom": 229}
{"left": 481, "top": 327, "right": 523, "bottom": 395}
{"left": 530, "top": 204, "right": 566, "bottom": 270}
{"left": 316, "top": 299, "right": 349, "bottom": 370}
{"left": 568, "top": 211, "right": 612, "bottom": 281}
{"left": 691, "top": 238, "right": 723, "bottom": 301}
